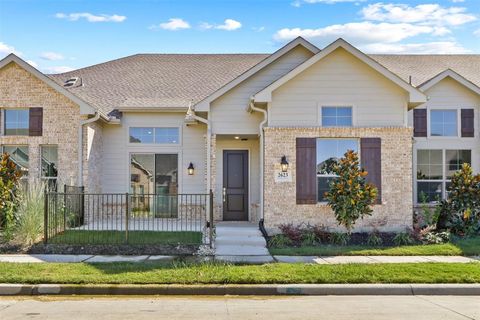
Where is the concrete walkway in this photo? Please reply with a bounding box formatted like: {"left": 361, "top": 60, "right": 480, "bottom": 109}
{"left": 214, "top": 222, "right": 274, "bottom": 263}
{"left": 0, "top": 254, "right": 478, "bottom": 263}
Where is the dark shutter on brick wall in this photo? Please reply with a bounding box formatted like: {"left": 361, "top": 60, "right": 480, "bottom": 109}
{"left": 360, "top": 138, "right": 382, "bottom": 204}
{"left": 461, "top": 109, "right": 474, "bottom": 137}
{"left": 29, "top": 108, "right": 43, "bottom": 136}
{"left": 296, "top": 138, "right": 317, "bottom": 204}
{"left": 413, "top": 109, "right": 427, "bottom": 137}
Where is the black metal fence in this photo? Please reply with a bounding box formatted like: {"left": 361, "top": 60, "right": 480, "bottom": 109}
{"left": 44, "top": 187, "right": 214, "bottom": 246}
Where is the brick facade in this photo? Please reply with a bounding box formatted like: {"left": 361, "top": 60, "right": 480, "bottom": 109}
{"left": 0, "top": 62, "right": 82, "bottom": 186}
{"left": 263, "top": 126, "right": 413, "bottom": 233}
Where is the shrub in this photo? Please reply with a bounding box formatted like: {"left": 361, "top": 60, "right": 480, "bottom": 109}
{"left": 0, "top": 153, "right": 22, "bottom": 240}
{"left": 325, "top": 150, "right": 378, "bottom": 233}
{"left": 14, "top": 182, "right": 45, "bottom": 246}
{"left": 312, "top": 224, "right": 330, "bottom": 243}
{"left": 421, "top": 231, "right": 451, "bottom": 245}
{"left": 393, "top": 232, "right": 414, "bottom": 246}
{"left": 301, "top": 231, "right": 318, "bottom": 246}
{"left": 278, "top": 224, "right": 303, "bottom": 243}
{"left": 330, "top": 232, "right": 350, "bottom": 246}
{"left": 415, "top": 192, "right": 441, "bottom": 229}
{"left": 366, "top": 232, "right": 383, "bottom": 246}
{"left": 437, "top": 163, "right": 480, "bottom": 236}
{"left": 268, "top": 234, "right": 292, "bottom": 248}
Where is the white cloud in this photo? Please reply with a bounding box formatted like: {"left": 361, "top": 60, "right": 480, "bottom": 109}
{"left": 474, "top": 28, "right": 480, "bottom": 37}
{"left": 361, "top": 3, "right": 476, "bottom": 26}
{"left": 55, "top": 12, "right": 126, "bottom": 23}
{"left": 26, "top": 60, "right": 38, "bottom": 68}
{"left": 44, "top": 66, "right": 75, "bottom": 73}
{"left": 40, "top": 51, "right": 64, "bottom": 61}
{"left": 0, "top": 42, "right": 21, "bottom": 59}
{"left": 201, "top": 19, "right": 242, "bottom": 31}
{"left": 293, "top": 0, "right": 365, "bottom": 5}
{"left": 362, "top": 41, "right": 470, "bottom": 54}
{"left": 252, "top": 26, "right": 266, "bottom": 32}
{"left": 150, "top": 18, "right": 191, "bottom": 31}
{"left": 274, "top": 22, "right": 439, "bottom": 45}
{"left": 215, "top": 19, "right": 242, "bottom": 31}
{"left": 451, "top": 0, "right": 465, "bottom": 3}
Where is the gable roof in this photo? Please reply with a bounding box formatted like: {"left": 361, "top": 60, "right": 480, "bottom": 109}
{"left": 49, "top": 53, "right": 269, "bottom": 115}
{"left": 0, "top": 54, "right": 99, "bottom": 117}
{"left": 194, "top": 37, "right": 319, "bottom": 111}
{"left": 253, "top": 38, "right": 427, "bottom": 108}
{"left": 417, "top": 69, "right": 480, "bottom": 95}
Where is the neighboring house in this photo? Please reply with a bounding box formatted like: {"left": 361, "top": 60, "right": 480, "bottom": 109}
{"left": 0, "top": 37, "right": 479, "bottom": 232}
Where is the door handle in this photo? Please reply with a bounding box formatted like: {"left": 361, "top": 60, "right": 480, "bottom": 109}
{"left": 223, "top": 187, "right": 226, "bottom": 203}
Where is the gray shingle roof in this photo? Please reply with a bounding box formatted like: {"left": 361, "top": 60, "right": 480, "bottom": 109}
{"left": 49, "top": 52, "right": 480, "bottom": 116}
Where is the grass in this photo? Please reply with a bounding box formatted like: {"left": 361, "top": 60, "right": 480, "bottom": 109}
{"left": 0, "top": 262, "right": 478, "bottom": 284}
{"left": 49, "top": 230, "right": 202, "bottom": 245}
{"left": 269, "top": 237, "right": 480, "bottom": 256}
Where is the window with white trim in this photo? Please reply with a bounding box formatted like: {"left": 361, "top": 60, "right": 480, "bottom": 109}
{"left": 1, "top": 145, "right": 29, "bottom": 186}
{"left": 416, "top": 149, "right": 471, "bottom": 203}
{"left": 4, "top": 109, "right": 29, "bottom": 136}
{"left": 41, "top": 145, "right": 58, "bottom": 190}
{"left": 430, "top": 110, "right": 457, "bottom": 137}
{"left": 129, "top": 127, "right": 179, "bottom": 144}
{"left": 321, "top": 107, "right": 352, "bottom": 127}
{"left": 316, "top": 138, "right": 358, "bottom": 202}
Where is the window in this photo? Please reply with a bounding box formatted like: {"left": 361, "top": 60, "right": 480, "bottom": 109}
{"left": 41, "top": 146, "right": 58, "bottom": 190}
{"left": 130, "top": 154, "right": 178, "bottom": 217}
{"left": 416, "top": 149, "right": 471, "bottom": 203}
{"left": 4, "top": 109, "right": 29, "bottom": 136}
{"left": 129, "top": 127, "right": 179, "bottom": 144}
{"left": 2, "top": 146, "right": 29, "bottom": 182}
{"left": 316, "top": 139, "right": 358, "bottom": 202}
{"left": 321, "top": 107, "right": 352, "bottom": 127}
{"left": 430, "top": 110, "right": 457, "bottom": 136}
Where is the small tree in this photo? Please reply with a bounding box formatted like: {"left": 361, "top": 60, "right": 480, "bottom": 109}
{"left": 0, "top": 153, "right": 22, "bottom": 239}
{"left": 437, "top": 163, "right": 480, "bottom": 236}
{"left": 325, "top": 150, "right": 378, "bottom": 233}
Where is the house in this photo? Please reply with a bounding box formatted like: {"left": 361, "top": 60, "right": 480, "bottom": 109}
{"left": 1, "top": 38, "right": 479, "bottom": 233}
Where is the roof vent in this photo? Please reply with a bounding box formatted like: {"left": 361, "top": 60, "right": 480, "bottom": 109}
{"left": 63, "top": 77, "right": 81, "bottom": 88}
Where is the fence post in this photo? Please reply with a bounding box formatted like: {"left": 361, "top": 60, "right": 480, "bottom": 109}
{"left": 125, "top": 192, "right": 129, "bottom": 244}
{"left": 43, "top": 189, "right": 48, "bottom": 244}
{"left": 209, "top": 189, "right": 214, "bottom": 248}
{"left": 80, "top": 186, "right": 85, "bottom": 225}
{"left": 63, "top": 184, "right": 67, "bottom": 232}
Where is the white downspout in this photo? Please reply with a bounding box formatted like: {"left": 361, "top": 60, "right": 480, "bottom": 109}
{"left": 249, "top": 99, "right": 267, "bottom": 220}
{"left": 78, "top": 112, "right": 100, "bottom": 187}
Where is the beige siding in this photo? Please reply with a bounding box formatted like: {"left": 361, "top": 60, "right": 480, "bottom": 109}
{"left": 269, "top": 48, "right": 408, "bottom": 127}
{"left": 210, "top": 45, "right": 314, "bottom": 135}
{"left": 410, "top": 77, "right": 480, "bottom": 202}
{"left": 101, "top": 113, "right": 206, "bottom": 194}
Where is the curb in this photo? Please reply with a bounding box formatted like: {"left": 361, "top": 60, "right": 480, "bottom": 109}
{"left": 1, "top": 284, "right": 479, "bottom": 296}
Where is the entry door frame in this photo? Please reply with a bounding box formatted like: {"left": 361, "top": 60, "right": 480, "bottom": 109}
{"left": 222, "top": 148, "right": 250, "bottom": 221}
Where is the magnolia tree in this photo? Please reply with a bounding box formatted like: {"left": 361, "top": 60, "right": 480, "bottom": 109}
{"left": 0, "top": 153, "right": 22, "bottom": 239}
{"left": 325, "top": 150, "right": 378, "bottom": 233}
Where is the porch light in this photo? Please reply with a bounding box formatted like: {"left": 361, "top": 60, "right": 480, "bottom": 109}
{"left": 187, "top": 162, "right": 195, "bottom": 175}
{"left": 280, "top": 156, "right": 289, "bottom": 172}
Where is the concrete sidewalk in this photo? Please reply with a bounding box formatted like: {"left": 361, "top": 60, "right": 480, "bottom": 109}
{"left": 0, "top": 254, "right": 478, "bottom": 263}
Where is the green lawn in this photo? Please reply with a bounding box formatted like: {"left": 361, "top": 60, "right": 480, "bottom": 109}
{"left": 0, "top": 262, "right": 479, "bottom": 284}
{"left": 269, "top": 237, "right": 480, "bottom": 256}
{"left": 49, "top": 230, "right": 202, "bottom": 245}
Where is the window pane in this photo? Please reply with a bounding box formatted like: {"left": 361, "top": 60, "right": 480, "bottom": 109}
{"left": 318, "top": 177, "right": 336, "bottom": 202}
{"left": 129, "top": 127, "right": 154, "bottom": 143}
{"left": 417, "top": 182, "right": 442, "bottom": 203}
{"left": 445, "top": 150, "right": 471, "bottom": 178}
{"left": 4, "top": 110, "right": 29, "bottom": 136}
{"left": 130, "top": 154, "right": 154, "bottom": 194}
{"left": 416, "top": 150, "right": 442, "bottom": 180}
{"left": 155, "top": 127, "right": 179, "bottom": 144}
{"left": 322, "top": 107, "right": 352, "bottom": 127}
{"left": 41, "top": 146, "right": 58, "bottom": 178}
{"left": 430, "top": 110, "right": 457, "bottom": 137}
{"left": 3, "top": 146, "right": 29, "bottom": 177}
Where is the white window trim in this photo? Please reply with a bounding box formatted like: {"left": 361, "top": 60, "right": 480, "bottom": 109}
{"left": 426, "top": 107, "right": 459, "bottom": 139}
{"left": 318, "top": 105, "right": 356, "bottom": 127}
{"left": 127, "top": 126, "right": 181, "bottom": 146}
{"left": 40, "top": 145, "right": 58, "bottom": 181}
{"left": 3, "top": 108, "right": 30, "bottom": 136}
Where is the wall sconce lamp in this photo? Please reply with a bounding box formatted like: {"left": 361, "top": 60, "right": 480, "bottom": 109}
{"left": 280, "top": 155, "right": 289, "bottom": 172}
{"left": 187, "top": 162, "right": 195, "bottom": 175}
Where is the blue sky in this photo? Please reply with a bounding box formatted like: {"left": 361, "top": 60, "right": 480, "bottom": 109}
{"left": 1, "top": 0, "right": 479, "bottom": 73}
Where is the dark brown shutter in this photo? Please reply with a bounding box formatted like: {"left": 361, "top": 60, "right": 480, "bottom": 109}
{"left": 461, "top": 109, "right": 474, "bottom": 137}
{"left": 413, "top": 109, "right": 427, "bottom": 137}
{"left": 360, "top": 138, "right": 382, "bottom": 204}
{"left": 296, "top": 138, "right": 317, "bottom": 204}
{"left": 29, "top": 108, "right": 43, "bottom": 136}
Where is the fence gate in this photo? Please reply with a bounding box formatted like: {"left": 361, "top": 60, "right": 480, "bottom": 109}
{"left": 44, "top": 187, "right": 214, "bottom": 247}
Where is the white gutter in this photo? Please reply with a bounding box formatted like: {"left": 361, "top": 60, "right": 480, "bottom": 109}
{"left": 249, "top": 99, "right": 267, "bottom": 220}
{"left": 78, "top": 112, "right": 100, "bottom": 187}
